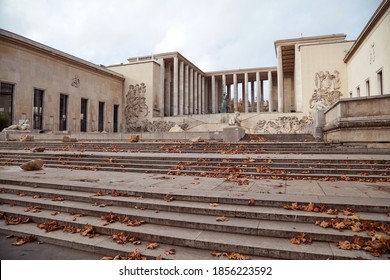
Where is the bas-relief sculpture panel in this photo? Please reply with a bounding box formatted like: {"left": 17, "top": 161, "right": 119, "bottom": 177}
{"left": 125, "top": 83, "right": 180, "bottom": 132}
{"left": 254, "top": 70, "right": 342, "bottom": 134}
{"left": 309, "top": 70, "right": 342, "bottom": 110}
{"left": 254, "top": 115, "right": 313, "bottom": 134}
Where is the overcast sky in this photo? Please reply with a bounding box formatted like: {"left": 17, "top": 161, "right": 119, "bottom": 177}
{"left": 0, "top": 0, "right": 383, "bottom": 72}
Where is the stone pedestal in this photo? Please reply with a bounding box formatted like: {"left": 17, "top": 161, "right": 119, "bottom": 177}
{"left": 223, "top": 126, "right": 245, "bottom": 142}
{"left": 313, "top": 110, "right": 325, "bottom": 140}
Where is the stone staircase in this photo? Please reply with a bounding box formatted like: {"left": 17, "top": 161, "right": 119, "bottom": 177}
{"left": 1, "top": 151, "right": 390, "bottom": 182}
{"left": 0, "top": 140, "right": 389, "bottom": 154}
{"left": 1, "top": 176, "right": 389, "bottom": 260}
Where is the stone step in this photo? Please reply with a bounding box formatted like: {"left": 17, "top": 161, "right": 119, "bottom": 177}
{"left": 1, "top": 177, "right": 389, "bottom": 213}
{"left": 0, "top": 205, "right": 386, "bottom": 260}
{"left": 1, "top": 193, "right": 389, "bottom": 244}
{"left": 3, "top": 152, "right": 390, "bottom": 168}
{"left": 3, "top": 157, "right": 390, "bottom": 176}
{"left": 0, "top": 220, "right": 263, "bottom": 260}
{"left": 2, "top": 156, "right": 390, "bottom": 182}
{"left": 1, "top": 184, "right": 388, "bottom": 224}
{"left": 1, "top": 141, "right": 388, "bottom": 154}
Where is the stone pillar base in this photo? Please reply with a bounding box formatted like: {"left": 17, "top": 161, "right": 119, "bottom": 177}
{"left": 312, "top": 110, "right": 325, "bottom": 140}
{"left": 223, "top": 126, "right": 245, "bottom": 142}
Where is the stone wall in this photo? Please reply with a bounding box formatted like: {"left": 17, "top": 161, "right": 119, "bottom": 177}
{"left": 324, "top": 95, "right": 390, "bottom": 143}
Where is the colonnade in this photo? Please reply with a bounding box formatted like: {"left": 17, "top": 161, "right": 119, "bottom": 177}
{"left": 159, "top": 57, "right": 207, "bottom": 117}
{"left": 158, "top": 54, "right": 278, "bottom": 117}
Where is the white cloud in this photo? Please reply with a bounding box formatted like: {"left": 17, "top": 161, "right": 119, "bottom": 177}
{"left": 0, "top": 0, "right": 383, "bottom": 71}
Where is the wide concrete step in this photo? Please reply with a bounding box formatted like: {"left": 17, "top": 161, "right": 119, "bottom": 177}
{"left": 1, "top": 153, "right": 390, "bottom": 181}
{"left": 2, "top": 192, "right": 389, "bottom": 244}
{"left": 1, "top": 184, "right": 388, "bottom": 224}
{"left": 0, "top": 219, "right": 264, "bottom": 260}
{"left": 1, "top": 141, "right": 388, "bottom": 154}
{"left": 1, "top": 177, "right": 390, "bottom": 213}
{"left": 0, "top": 205, "right": 386, "bottom": 260}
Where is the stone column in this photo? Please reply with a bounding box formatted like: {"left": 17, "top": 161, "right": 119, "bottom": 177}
{"left": 244, "top": 72, "right": 249, "bottom": 113}
{"left": 227, "top": 84, "right": 231, "bottom": 113}
{"left": 201, "top": 76, "right": 205, "bottom": 114}
{"left": 256, "top": 72, "right": 261, "bottom": 113}
{"left": 233, "top": 73, "right": 238, "bottom": 112}
{"left": 194, "top": 71, "right": 198, "bottom": 114}
{"left": 179, "top": 61, "right": 184, "bottom": 115}
{"left": 189, "top": 68, "right": 193, "bottom": 114}
{"left": 268, "top": 71, "right": 273, "bottom": 112}
{"left": 165, "top": 62, "right": 171, "bottom": 116}
{"left": 251, "top": 80, "right": 255, "bottom": 112}
{"left": 211, "top": 75, "right": 216, "bottom": 114}
{"left": 222, "top": 74, "right": 227, "bottom": 112}
{"left": 198, "top": 74, "right": 202, "bottom": 114}
{"left": 184, "top": 65, "right": 189, "bottom": 115}
{"left": 277, "top": 46, "right": 284, "bottom": 113}
{"left": 173, "top": 56, "right": 179, "bottom": 116}
{"left": 159, "top": 58, "right": 165, "bottom": 117}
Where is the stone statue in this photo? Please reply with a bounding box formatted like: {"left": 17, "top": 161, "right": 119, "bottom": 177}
{"left": 2, "top": 119, "right": 30, "bottom": 131}
{"left": 228, "top": 111, "right": 241, "bottom": 126}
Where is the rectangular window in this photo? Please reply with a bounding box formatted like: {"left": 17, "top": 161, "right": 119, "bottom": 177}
{"left": 33, "top": 89, "right": 44, "bottom": 130}
{"left": 59, "top": 94, "right": 68, "bottom": 131}
{"left": 377, "top": 70, "right": 383, "bottom": 95}
{"left": 0, "top": 82, "right": 14, "bottom": 131}
{"left": 356, "top": 86, "right": 360, "bottom": 97}
{"left": 80, "top": 98, "right": 88, "bottom": 132}
{"left": 98, "top": 101, "right": 104, "bottom": 132}
{"left": 113, "top": 104, "right": 119, "bottom": 133}
{"left": 365, "top": 79, "right": 370, "bottom": 96}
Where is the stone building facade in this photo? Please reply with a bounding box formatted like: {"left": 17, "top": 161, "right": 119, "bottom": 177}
{"left": 0, "top": 0, "right": 389, "bottom": 141}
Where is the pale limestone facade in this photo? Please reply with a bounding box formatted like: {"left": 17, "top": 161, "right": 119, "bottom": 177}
{"left": 0, "top": 30, "right": 124, "bottom": 133}
{"left": 0, "top": 0, "right": 389, "bottom": 142}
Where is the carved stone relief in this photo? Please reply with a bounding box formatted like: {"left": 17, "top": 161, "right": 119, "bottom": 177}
{"left": 309, "top": 70, "right": 342, "bottom": 110}
{"left": 71, "top": 75, "right": 80, "bottom": 88}
{"left": 254, "top": 115, "right": 313, "bottom": 134}
{"left": 125, "top": 83, "right": 149, "bottom": 132}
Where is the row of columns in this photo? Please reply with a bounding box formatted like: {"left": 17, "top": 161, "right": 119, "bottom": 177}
{"left": 210, "top": 71, "right": 275, "bottom": 113}
{"left": 159, "top": 56, "right": 278, "bottom": 116}
{"left": 159, "top": 57, "right": 207, "bottom": 117}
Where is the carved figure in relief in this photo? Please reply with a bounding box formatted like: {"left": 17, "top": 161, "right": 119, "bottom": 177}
{"left": 125, "top": 83, "right": 149, "bottom": 132}
{"left": 255, "top": 115, "right": 313, "bottom": 134}
{"left": 310, "top": 70, "right": 342, "bottom": 110}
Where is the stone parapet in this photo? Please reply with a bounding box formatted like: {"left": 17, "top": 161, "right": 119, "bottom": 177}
{"left": 324, "top": 95, "right": 390, "bottom": 143}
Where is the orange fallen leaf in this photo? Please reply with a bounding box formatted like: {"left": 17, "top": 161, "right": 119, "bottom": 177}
{"left": 209, "top": 203, "right": 220, "bottom": 207}
{"left": 146, "top": 242, "right": 159, "bottom": 250}
{"left": 216, "top": 216, "right": 229, "bottom": 222}
{"left": 164, "top": 249, "right": 176, "bottom": 255}
{"left": 248, "top": 199, "right": 256, "bottom": 206}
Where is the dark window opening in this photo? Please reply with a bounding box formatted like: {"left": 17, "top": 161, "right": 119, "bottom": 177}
{"left": 0, "top": 83, "right": 14, "bottom": 131}
{"left": 113, "top": 104, "right": 119, "bottom": 133}
{"left": 59, "top": 94, "right": 68, "bottom": 131}
{"left": 98, "top": 101, "right": 104, "bottom": 132}
{"left": 81, "top": 98, "right": 88, "bottom": 132}
{"left": 33, "top": 89, "right": 44, "bottom": 130}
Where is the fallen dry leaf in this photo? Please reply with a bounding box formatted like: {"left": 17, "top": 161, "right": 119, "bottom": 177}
{"left": 5, "top": 216, "right": 30, "bottom": 225}
{"left": 146, "top": 242, "right": 159, "bottom": 250}
{"left": 343, "top": 208, "right": 356, "bottom": 216}
{"left": 12, "top": 235, "right": 37, "bottom": 246}
{"left": 164, "top": 196, "right": 175, "bottom": 202}
{"left": 164, "top": 249, "right": 176, "bottom": 255}
{"left": 51, "top": 211, "right": 60, "bottom": 216}
{"left": 52, "top": 197, "right": 65, "bottom": 202}
{"left": 216, "top": 216, "right": 229, "bottom": 222}
{"left": 290, "top": 232, "right": 312, "bottom": 245}
{"left": 210, "top": 250, "right": 223, "bottom": 257}
{"left": 248, "top": 199, "right": 256, "bottom": 206}
{"left": 209, "top": 203, "right": 220, "bottom": 207}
